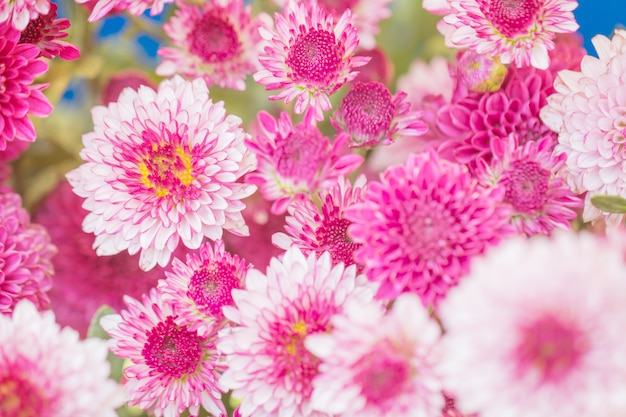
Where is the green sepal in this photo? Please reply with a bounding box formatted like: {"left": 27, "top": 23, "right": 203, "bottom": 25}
{"left": 590, "top": 194, "right": 626, "bottom": 214}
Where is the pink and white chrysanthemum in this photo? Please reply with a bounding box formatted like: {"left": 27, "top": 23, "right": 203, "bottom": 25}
{"left": 0, "top": 300, "right": 125, "bottom": 416}
{"left": 246, "top": 110, "right": 363, "bottom": 214}
{"left": 0, "top": 22, "right": 52, "bottom": 156}
{"left": 159, "top": 240, "right": 250, "bottom": 336}
{"left": 345, "top": 150, "right": 513, "bottom": 306}
{"left": 440, "top": 0, "right": 579, "bottom": 69}
{"left": 332, "top": 81, "right": 428, "bottom": 148}
{"left": 438, "top": 232, "right": 626, "bottom": 417}
{"left": 254, "top": 0, "right": 369, "bottom": 121}
{"left": 157, "top": 0, "right": 269, "bottom": 91}
{"left": 273, "top": 175, "right": 367, "bottom": 271}
{"left": 541, "top": 29, "right": 626, "bottom": 226}
{"left": 66, "top": 76, "right": 257, "bottom": 271}
{"left": 0, "top": 189, "right": 56, "bottom": 315}
{"left": 101, "top": 289, "right": 225, "bottom": 417}
{"left": 475, "top": 134, "right": 581, "bottom": 236}
{"left": 218, "top": 246, "right": 377, "bottom": 417}
{"left": 306, "top": 293, "right": 444, "bottom": 417}
{"left": 74, "top": 0, "right": 172, "bottom": 22}
{"left": 0, "top": 0, "right": 49, "bottom": 31}
{"left": 18, "top": 2, "right": 80, "bottom": 60}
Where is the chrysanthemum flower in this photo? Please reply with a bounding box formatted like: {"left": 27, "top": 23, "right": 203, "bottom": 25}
{"left": 475, "top": 134, "right": 581, "bottom": 235}
{"left": 541, "top": 29, "right": 626, "bottom": 226}
{"left": 0, "top": 300, "right": 125, "bottom": 416}
{"left": 254, "top": 0, "right": 369, "bottom": 121}
{"left": 306, "top": 293, "right": 443, "bottom": 417}
{"left": 101, "top": 289, "right": 225, "bottom": 417}
{"left": 100, "top": 69, "right": 157, "bottom": 105}
{"left": 438, "top": 232, "right": 626, "bottom": 417}
{"left": 246, "top": 110, "right": 363, "bottom": 214}
{"left": 218, "top": 246, "right": 377, "bottom": 417}
{"left": 273, "top": 175, "right": 367, "bottom": 271}
{"left": 332, "top": 81, "right": 428, "bottom": 148}
{"left": 18, "top": 2, "right": 79, "bottom": 60}
{"left": 345, "top": 150, "right": 512, "bottom": 306}
{"left": 439, "top": 0, "right": 579, "bottom": 69}
{"left": 66, "top": 76, "right": 257, "bottom": 271}
{"left": 157, "top": 0, "right": 269, "bottom": 91}
{"left": 74, "top": 0, "right": 172, "bottom": 22}
{"left": 0, "top": 22, "right": 52, "bottom": 156}
{"left": 158, "top": 240, "right": 250, "bottom": 336}
{"left": 0, "top": 0, "right": 49, "bottom": 31}
{"left": 0, "top": 189, "right": 56, "bottom": 315}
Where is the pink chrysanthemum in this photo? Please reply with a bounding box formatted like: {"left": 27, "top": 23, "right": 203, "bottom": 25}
{"left": 306, "top": 293, "right": 443, "bottom": 417}
{"left": 66, "top": 76, "right": 257, "bottom": 271}
{"left": 18, "top": 2, "right": 80, "bottom": 60}
{"left": 273, "top": 175, "right": 366, "bottom": 271}
{"left": 100, "top": 69, "right": 157, "bottom": 105}
{"left": 158, "top": 240, "right": 250, "bottom": 336}
{"left": 0, "top": 300, "right": 125, "bottom": 416}
{"left": 0, "top": 22, "right": 52, "bottom": 156}
{"left": 218, "top": 246, "right": 377, "bottom": 417}
{"left": 332, "top": 81, "right": 428, "bottom": 148}
{"left": 541, "top": 29, "right": 626, "bottom": 226}
{"left": 439, "top": 0, "right": 579, "bottom": 69}
{"left": 157, "top": 0, "right": 269, "bottom": 91}
{"left": 0, "top": 0, "right": 49, "bottom": 31}
{"left": 345, "top": 150, "right": 512, "bottom": 306}
{"left": 0, "top": 189, "right": 56, "bottom": 315}
{"left": 101, "top": 289, "right": 225, "bottom": 417}
{"left": 75, "top": 0, "right": 172, "bottom": 22}
{"left": 438, "top": 232, "right": 626, "bottom": 417}
{"left": 246, "top": 110, "right": 363, "bottom": 214}
{"left": 475, "top": 134, "right": 581, "bottom": 235}
{"left": 254, "top": 0, "right": 369, "bottom": 121}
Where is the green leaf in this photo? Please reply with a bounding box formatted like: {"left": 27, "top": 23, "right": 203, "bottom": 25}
{"left": 590, "top": 194, "right": 626, "bottom": 213}
{"left": 87, "top": 305, "right": 125, "bottom": 382}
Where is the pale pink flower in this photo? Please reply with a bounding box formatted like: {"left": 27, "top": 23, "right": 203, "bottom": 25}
{"left": 74, "top": 0, "right": 172, "bottom": 22}
{"left": 101, "top": 289, "right": 225, "bottom": 417}
{"left": 218, "top": 246, "right": 377, "bottom": 417}
{"left": 18, "top": 2, "right": 80, "bottom": 60}
{"left": 254, "top": 0, "right": 369, "bottom": 121}
{"left": 157, "top": 0, "right": 270, "bottom": 91}
{"left": 0, "top": 300, "right": 125, "bottom": 416}
{"left": 306, "top": 293, "right": 444, "bottom": 417}
{"left": 475, "top": 134, "right": 581, "bottom": 236}
{"left": 66, "top": 76, "right": 257, "bottom": 271}
{"left": 246, "top": 110, "right": 363, "bottom": 214}
{"left": 273, "top": 175, "right": 367, "bottom": 271}
{"left": 439, "top": 0, "right": 579, "bottom": 69}
{"left": 541, "top": 29, "right": 626, "bottom": 226}
{"left": 0, "top": 0, "right": 49, "bottom": 31}
{"left": 438, "top": 232, "right": 626, "bottom": 417}
{"left": 345, "top": 150, "right": 512, "bottom": 306}
{"left": 398, "top": 56, "right": 455, "bottom": 106}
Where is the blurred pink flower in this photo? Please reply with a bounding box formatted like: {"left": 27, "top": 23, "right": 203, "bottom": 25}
{"left": 100, "top": 69, "right": 157, "bottom": 105}
{"left": 351, "top": 47, "right": 394, "bottom": 85}
{"left": 75, "top": 0, "right": 172, "bottom": 22}
{"left": 18, "top": 2, "right": 80, "bottom": 60}
{"left": 0, "top": 0, "right": 50, "bottom": 31}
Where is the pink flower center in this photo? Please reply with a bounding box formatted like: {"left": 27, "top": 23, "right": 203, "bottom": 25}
{"left": 0, "top": 369, "right": 49, "bottom": 417}
{"left": 187, "top": 260, "right": 241, "bottom": 317}
{"left": 189, "top": 12, "right": 240, "bottom": 64}
{"left": 275, "top": 129, "right": 326, "bottom": 181}
{"left": 338, "top": 82, "right": 394, "bottom": 145}
{"left": 286, "top": 29, "right": 342, "bottom": 85}
{"left": 142, "top": 316, "right": 203, "bottom": 379}
{"left": 502, "top": 160, "right": 549, "bottom": 213}
{"left": 479, "top": 0, "right": 541, "bottom": 38}
{"left": 315, "top": 217, "right": 360, "bottom": 269}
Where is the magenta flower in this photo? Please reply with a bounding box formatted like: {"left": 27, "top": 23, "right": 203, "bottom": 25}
{"left": 254, "top": 0, "right": 369, "bottom": 121}
{"left": 346, "top": 150, "right": 512, "bottom": 306}
{"left": 157, "top": 0, "right": 270, "bottom": 91}
{"left": 100, "top": 69, "right": 157, "bottom": 105}
{"left": 18, "top": 2, "right": 80, "bottom": 60}
{"left": 66, "top": 76, "right": 257, "bottom": 271}
{"left": 101, "top": 289, "right": 225, "bottom": 417}
{"left": 0, "top": 0, "right": 50, "bottom": 31}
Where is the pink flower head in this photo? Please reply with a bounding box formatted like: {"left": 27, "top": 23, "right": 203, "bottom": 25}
{"left": 0, "top": 22, "right": 52, "bottom": 156}
{"left": 306, "top": 293, "right": 444, "bottom": 417}
{"left": 0, "top": 189, "right": 56, "bottom": 315}
{"left": 157, "top": 0, "right": 270, "bottom": 91}
{"left": 100, "top": 69, "right": 157, "bottom": 105}
{"left": 101, "top": 289, "right": 225, "bottom": 417}
{"left": 273, "top": 175, "right": 367, "bottom": 271}
{"left": 351, "top": 47, "right": 394, "bottom": 85}
{"left": 541, "top": 29, "right": 626, "bottom": 226}
{"left": 18, "top": 2, "right": 80, "bottom": 60}
{"left": 475, "top": 134, "right": 581, "bottom": 236}
{"left": 74, "top": 0, "right": 172, "bottom": 22}
{"left": 246, "top": 110, "right": 363, "bottom": 214}
{"left": 0, "top": 0, "right": 50, "bottom": 31}
{"left": 332, "top": 81, "right": 428, "bottom": 148}
{"left": 0, "top": 300, "right": 125, "bottom": 416}
{"left": 66, "top": 76, "right": 257, "bottom": 271}
{"left": 158, "top": 240, "right": 250, "bottom": 336}
{"left": 345, "top": 150, "right": 513, "bottom": 306}
{"left": 548, "top": 32, "right": 587, "bottom": 73}
{"left": 440, "top": 0, "right": 579, "bottom": 69}
{"left": 438, "top": 232, "right": 626, "bottom": 417}
{"left": 254, "top": 0, "right": 369, "bottom": 121}
{"left": 218, "top": 246, "right": 377, "bottom": 417}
